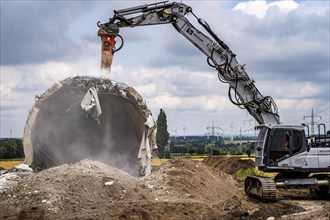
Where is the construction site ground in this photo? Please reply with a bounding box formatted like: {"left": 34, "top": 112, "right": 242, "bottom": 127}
{"left": 0, "top": 157, "right": 329, "bottom": 220}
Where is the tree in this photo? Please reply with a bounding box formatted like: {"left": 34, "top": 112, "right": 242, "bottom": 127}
{"left": 0, "top": 145, "right": 8, "bottom": 159}
{"left": 156, "top": 109, "right": 169, "bottom": 158}
{"left": 0, "top": 138, "right": 24, "bottom": 159}
{"left": 188, "top": 147, "right": 196, "bottom": 155}
{"left": 164, "top": 148, "right": 171, "bottom": 159}
{"left": 246, "top": 148, "right": 252, "bottom": 157}
{"left": 195, "top": 147, "right": 205, "bottom": 155}
{"left": 185, "top": 143, "right": 192, "bottom": 155}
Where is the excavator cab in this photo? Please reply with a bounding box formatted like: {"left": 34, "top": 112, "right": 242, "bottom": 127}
{"left": 255, "top": 124, "right": 330, "bottom": 173}
{"left": 255, "top": 125, "right": 308, "bottom": 172}
{"left": 246, "top": 124, "right": 330, "bottom": 201}
{"left": 265, "top": 127, "right": 306, "bottom": 165}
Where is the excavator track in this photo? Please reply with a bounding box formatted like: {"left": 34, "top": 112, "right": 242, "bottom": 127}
{"left": 245, "top": 176, "right": 277, "bottom": 202}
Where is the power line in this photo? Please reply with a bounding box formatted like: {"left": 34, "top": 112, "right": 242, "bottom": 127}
{"left": 315, "top": 107, "right": 330, "bottom": 115}
{"left": 303, "top": 108, "right": 322, "bottom": 135}
{"left": 284, "top": 107, "right": 330, "bottom": 124}
{"left": 205, "top": 121, "right": 223, "bottom": 141}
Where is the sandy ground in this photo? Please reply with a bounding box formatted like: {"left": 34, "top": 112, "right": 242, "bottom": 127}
{"left": 0, "top": 158, "right": 329, "bottom": 220}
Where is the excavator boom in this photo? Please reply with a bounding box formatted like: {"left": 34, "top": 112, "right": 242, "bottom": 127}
{"left": 98, "top": 1, "right": 280, "bottom": 125}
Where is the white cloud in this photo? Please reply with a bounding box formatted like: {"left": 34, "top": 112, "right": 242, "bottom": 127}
{"left": 134, "top": 84, "right": 158, "bottom": 98}
{"left": 149, "top": 94, "right": 232, "bottom": 112}
{"left": 258, "top": 80, "right": 324, "bottom": 99}
{"left": 234, "top": 0, "right": 298, "bottom": 19}
{"left": 0, "top": 58, "right": 102, "bottom": 136}
{"left": 298, "top": 1, "right": 330, "bottom": 16}
{"left": 277, "top": 98, "right": 316, "bottom": 110}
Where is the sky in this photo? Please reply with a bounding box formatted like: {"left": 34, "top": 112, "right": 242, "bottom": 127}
{"left": 1, "top": 0, "right": 329, "bottom": 138}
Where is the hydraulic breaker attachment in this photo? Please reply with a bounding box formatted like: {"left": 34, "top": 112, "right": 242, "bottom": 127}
{"left": 97, "top": 23, "right": 123, "bottom": 71}
{"left": 99, "top": 34, "right": 116, "bottom": 70}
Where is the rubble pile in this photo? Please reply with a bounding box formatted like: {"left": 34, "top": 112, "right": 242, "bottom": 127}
{"left": 0, "top": 159, "right": 258, "bottom": 219}
{"left": 1, "top": 158, "right": 323, "bottom": 219}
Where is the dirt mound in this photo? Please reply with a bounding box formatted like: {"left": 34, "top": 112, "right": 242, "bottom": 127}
{"left": 145, "top": 158, "right": 251, "bottom": 205}
{"left": 0, "top": 160, "right": 155, "bottom": 219}
{"left": 145, "top": 158, "right": 258, "bottom": 218}
{"left": 0, "top": 159, "right": 259, "bottom": 219}
{"left": 1, "top": 158, "right": 315, "bottom": 219}
{"left": 203, "top": 156, "right": 255, "bottom": 174}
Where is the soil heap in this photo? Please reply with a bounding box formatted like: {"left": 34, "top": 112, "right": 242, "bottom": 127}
{"left": 203, "top": 156, "right": 255, "bottom": 175}
{"left": 0, "top": 159, "right": 257, "bottom": 220}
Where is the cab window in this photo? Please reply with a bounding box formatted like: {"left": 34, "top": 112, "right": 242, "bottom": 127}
{"left": 270, "top": 130, "right": 290, "bottom": 152}
{"left": 292, "top": 130, "right": 303, "bottom": 153}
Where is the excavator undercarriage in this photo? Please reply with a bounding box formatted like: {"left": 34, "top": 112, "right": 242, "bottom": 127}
{"left": 245, "top": 175, "right": 330, "bottom": 202}
{"left": 245, "top": 176, "right": 277, "bottom": 202}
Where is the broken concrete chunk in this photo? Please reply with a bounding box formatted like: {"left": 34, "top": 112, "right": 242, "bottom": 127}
{"left": 13, "top": 164, "right": 33, "bottom": 172}
{"left": 23, "top": 76, "right": 156, "bottom": 176}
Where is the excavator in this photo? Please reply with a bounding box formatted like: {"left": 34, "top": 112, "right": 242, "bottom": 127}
{"left": 97, "top": 1, "right": 330, "bottom": 201}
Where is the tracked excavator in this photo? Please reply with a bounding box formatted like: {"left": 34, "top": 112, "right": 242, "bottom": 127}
{"left": 97, "top": 1, "right": 330, "bottom": 201}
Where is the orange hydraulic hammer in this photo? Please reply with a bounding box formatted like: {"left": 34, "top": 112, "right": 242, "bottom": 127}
{"left": 97, "top": 23, "right": 122, "bottom": 71}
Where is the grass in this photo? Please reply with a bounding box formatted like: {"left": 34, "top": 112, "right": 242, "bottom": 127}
{"left": 234, "top": 167, "right": 277, "bottom": 182}
{"left": 224, "top": 140, "right": 256, "bottom": 144}
{"left": 0, "top": 159, "right": 24, "bottom": 170}
{"left": 151, "top": 155, "right": 256, "bottom": 167}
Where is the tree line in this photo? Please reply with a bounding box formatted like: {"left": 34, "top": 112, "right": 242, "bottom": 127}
{"left": 168, "top": 140, "right": 255, "bottom": 157}
{"left": 0, "top": 138, "right": 24, "bottom": 159}
{"left": 155, "top": 109, "right": 255, "bottom": 158}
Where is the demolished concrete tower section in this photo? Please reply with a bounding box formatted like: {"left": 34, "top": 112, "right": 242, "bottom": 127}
{"left": 23, "top": 76, "right": 157, "bottom": 176}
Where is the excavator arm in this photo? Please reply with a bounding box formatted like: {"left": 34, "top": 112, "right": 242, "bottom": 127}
{"left": 98, "top": 1, "right": 280, "bottom": 125}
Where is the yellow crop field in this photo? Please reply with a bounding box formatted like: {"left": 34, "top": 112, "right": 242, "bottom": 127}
{"left": 0, "top": 160, "right": 24, "bottom": 170}
{"left": 241, "top": 157, "right": 255, "bottom": 161}
{"left": 151, "top": 155, "right": 257, "bottom": 167}
{"left": 151, "top": 156, "right": 207, "bottom": 167}
{"left": 152, "top": 158, "right": 168, "bottom": 167}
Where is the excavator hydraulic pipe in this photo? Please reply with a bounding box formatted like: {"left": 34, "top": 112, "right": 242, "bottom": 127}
{"left": 114, "top": 0, "right": 173, "bottom": 16}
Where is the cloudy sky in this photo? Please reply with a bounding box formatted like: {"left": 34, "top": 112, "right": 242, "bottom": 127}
{"left": 1, "top": 0, "right": 329, "bottom": 138}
